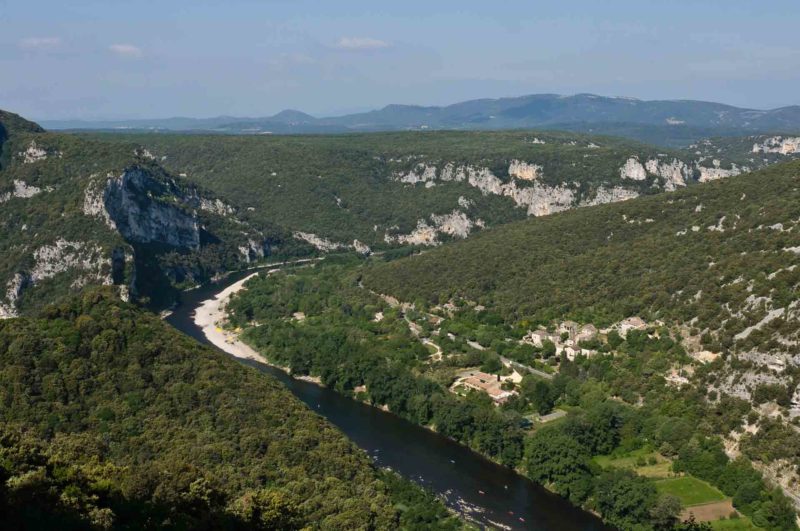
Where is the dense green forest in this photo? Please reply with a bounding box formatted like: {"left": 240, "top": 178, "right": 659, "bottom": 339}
{"left": 0, "top": 288, "right": 460, "bottom": 530}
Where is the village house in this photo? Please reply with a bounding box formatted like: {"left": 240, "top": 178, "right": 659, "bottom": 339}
{"left": 455, "top": 371, "right": 516, "bottom": 405}
{"left": 523, "top": 329, "right": 557, "bottom": 347}
{"left": 616, "top": 316, "right": 647, "bottom": 338}
{"left": 522, "top": 323, "right": 599, "bottom": 360}
{"left": 575, "top": 324, "right": 598, "bottom": 343}
{"left": 558, "top": 320, "right": 579, "bottom": 338}
{"left": 559, "top": 346, "right": 597, "bottom": 361}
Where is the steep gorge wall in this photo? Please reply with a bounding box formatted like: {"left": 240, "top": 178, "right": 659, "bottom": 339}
{"left": 84, "top": 167, "right": 202, "bottom": 249}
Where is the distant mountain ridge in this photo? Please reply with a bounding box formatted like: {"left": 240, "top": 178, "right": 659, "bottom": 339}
{"left": 41, "top": 93, "right": 800, "bottom": 146}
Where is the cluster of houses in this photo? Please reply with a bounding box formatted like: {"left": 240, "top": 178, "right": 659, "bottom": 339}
{"left": 447, "top": 316, "right": 652, "bottom": 404}
{"left": 522, "top": 317, "right": 649, "bottom": 361}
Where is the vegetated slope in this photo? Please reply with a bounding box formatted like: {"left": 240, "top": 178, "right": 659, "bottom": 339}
{"left": 364, "top": 160, "right": 800, "bottom": 503}
{"left": 0, "top": 288, "right": 458, "bottom": 530}
{"left": 692, "top": 134, "right": 800, "bottom": 168}
{"left": 43, "top": 93, "right": 800, "bottom": 146}
{"left": 363, "top": 159, "right": 800, "bottom": 334}
{"left": 0, "top": 110, "right": 304, "bottom": 316}
{"left": 89, "top": 129, "right": 769, "bottom": 253}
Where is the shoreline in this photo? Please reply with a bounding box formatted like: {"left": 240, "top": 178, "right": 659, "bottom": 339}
{"left": 193, "top": 270, "right": 269, "bottom": 364}
{"left": 193, "top": 268, "right": 324, "bottom": 384}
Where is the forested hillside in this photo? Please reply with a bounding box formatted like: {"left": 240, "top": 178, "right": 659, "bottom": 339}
{"left": 90, "top": 128, "right": 781, "bottom": 252}
{"left": 363, "top": 159, "right": 800, "bottom": 339}
{"left": 0, "top": 288, "right": 458, "bottom": 530}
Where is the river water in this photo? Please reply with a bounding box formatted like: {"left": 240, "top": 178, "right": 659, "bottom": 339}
{"left": 166, "top": 268, "right": 610, "bottom": 531}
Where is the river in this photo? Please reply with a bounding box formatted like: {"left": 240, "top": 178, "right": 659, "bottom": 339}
{"left": 165, "top": 267, "right": 611, "bottom": 531}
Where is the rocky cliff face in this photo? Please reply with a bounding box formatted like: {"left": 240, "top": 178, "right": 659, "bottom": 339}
{"left": 84, "top": 167, "right": 203, "bottom": 249}
{"left": 752, "top": 136, "right": 800, "bottom": 155}
{"left": 386, "top": 151, "right": 762, "bottom": 246}
{"left": 2, "top": 160, "right": 272, "bottom": 316}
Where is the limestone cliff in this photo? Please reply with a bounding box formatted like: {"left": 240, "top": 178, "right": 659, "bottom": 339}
{"left": 84, "top": 167, "right": 203, "bottom": 249}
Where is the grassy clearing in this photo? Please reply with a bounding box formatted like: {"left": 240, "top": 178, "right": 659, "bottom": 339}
{"left": 635, "top": 461, "right": 673, "bottom": 478}
{"left": 656, "top": 476, "right": 726, "bottom": 506}
{"left": 594, "top": 447, "right": 675, "bottom": 478}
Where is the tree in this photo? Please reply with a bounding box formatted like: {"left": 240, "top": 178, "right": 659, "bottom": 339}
{"left": 650, "top": 494, "right": 682, "bottom": 530}
{"left": 525, "top": 431, "right": 594, "bottom": 503}
{"left": 594, "top": 470, "right": 657, "bottom": 530}
{"left": 527, "top": 380, "right": 555, "bottom": 415}
{"left": 229, "top": 489, "right": 302, "bottom": 530}
{"left": 541, "top": 339, "right": 557, "bottom": 359}
{"left": 674, "top": 515, "right": 712, "bottom": 530}
{"left": 480, "top": 352, "right": 502, "bottom": 374}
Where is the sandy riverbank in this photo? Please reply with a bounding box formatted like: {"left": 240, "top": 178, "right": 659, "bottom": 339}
{"left": 193, "top": 271, "right": 269, "bottom": 363}
{"left": 193, "top": 268, "right": 323, "bottom": 385}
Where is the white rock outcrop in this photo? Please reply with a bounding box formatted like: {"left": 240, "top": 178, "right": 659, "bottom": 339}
{"left": 697, "top": 161, "right": 745, "bottom": 182}
{"left": 352, "top": 240, "right": 372, "bottom": 255}
{"left": 384, "top": 210, "right": 484, "bottom": 246}
{"left": 396, "top": 164, "right": 438, "bottom": 184}
{"left": 0, "top": 241, "right": 112, "bottom": 318}
{"left": 583, "top": 186, "right": 639, "bottom": 206}
{"left": 508, "top": 160, "right": 543, "bottom": 181}
{"left": 293, "top": 231, "right": 346, "bottom": 251}
{"left": 238, "top": 240, "right": 269, "bottom": 262}
{"left": 619, "top": 157, "right": 647, "bottom": 181}
{"left": 292, "top": 231, "right": 371, "bottom": 254}
{"left": 199, "top": 198, "right": 235, "bottom": 217}
{"left": 752, "top": 136, "right": 800, "bottom": 155}
{"left": 0, "top": 273, "right": 29, "bottom": 318}
{"left": 19, "top": 141, "right": 58, "bottom": 163}
{"left": 0, "top": 180, "right": 48, "bottom": 203}
{"left": 31, "top": 239, "right": 110, "bottom": 284}
{"left": 83, "top": 168, "right": 201, "bottom": 249}
{"left": 395, "top": 163, "right": 579, "bottom": 216}
{"left": 645, "top": 158, "right": 690, "bottom": 190}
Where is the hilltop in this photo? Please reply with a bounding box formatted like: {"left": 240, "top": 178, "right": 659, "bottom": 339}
{"left": 43, "top": 93, "right": 800, "bottom": 146}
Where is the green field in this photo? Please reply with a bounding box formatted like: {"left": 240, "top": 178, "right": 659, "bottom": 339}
{"left": 593, "top": 448, "right": 674, "bottom": 478}
{"left": 655, "top": 477, "right": 726, "bottom": 506}
{"left": 594, "top": 447, "right": 653, "bottom": 468}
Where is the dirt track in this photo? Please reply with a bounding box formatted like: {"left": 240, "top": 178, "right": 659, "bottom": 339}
{"left": 681, "top": 499, "right": 736, "bottom": 522}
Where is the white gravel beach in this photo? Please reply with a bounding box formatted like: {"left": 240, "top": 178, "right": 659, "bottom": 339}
{"left": 193, "top": 271, "right": 268, "bottom": 363}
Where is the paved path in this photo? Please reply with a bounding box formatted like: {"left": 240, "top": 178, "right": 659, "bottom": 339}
{"left": 499, "top": 355, "right": 554, "bottom": 380}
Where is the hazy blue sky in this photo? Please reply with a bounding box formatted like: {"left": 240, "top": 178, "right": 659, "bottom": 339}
{"left": 3, "top": 0, "right": 799, "bottom": 120}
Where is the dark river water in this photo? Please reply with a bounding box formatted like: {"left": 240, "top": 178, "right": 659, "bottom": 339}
{"left": 166, "top": 268, "right": 610, "bottom": 531}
